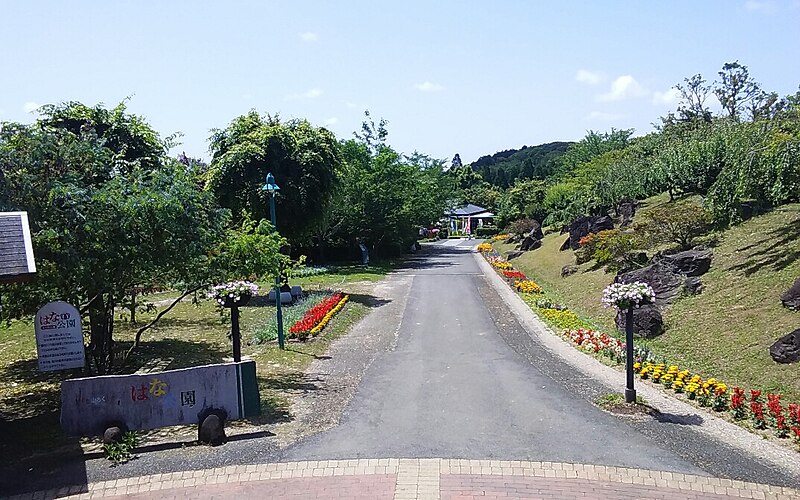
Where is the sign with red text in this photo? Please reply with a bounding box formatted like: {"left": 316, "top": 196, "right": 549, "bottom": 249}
{"left": 35, "top": 301, "right": 85, "bottom": 371}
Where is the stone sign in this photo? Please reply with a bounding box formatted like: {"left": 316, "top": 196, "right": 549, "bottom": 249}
{"left": 60, "top": 361, "right": 260, "bottom": 436}
{"left": 35, "top": 301, "right": 85, "bottom": 372}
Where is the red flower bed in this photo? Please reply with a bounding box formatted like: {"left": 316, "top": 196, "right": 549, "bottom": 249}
{"left": 290, "top": 292, "right": 344, "bottom": 335}
{"left": 502, "top": 270, "right": 527, "bottom": 280}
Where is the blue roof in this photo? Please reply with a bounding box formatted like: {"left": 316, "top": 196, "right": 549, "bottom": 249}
{"left": 446, "top": 204, "right": 490, "bottom": 216}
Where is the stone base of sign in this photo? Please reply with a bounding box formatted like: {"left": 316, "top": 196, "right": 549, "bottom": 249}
{"left": 61, "top": 361, "right": 259, "bottom": 437}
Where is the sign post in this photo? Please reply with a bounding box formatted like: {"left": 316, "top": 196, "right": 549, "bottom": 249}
{"left": 35, "top": 301, "right": 85, "bottom": 372}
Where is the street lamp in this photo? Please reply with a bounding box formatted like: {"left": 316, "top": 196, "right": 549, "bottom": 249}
{"left": 262, "top": 173, "right": 285, "bottom": 350}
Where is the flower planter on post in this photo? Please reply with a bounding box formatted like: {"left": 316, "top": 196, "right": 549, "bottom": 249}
{"left": 209, "top": 281, "right": 259, "bottom": 363}
{"left": 602, "top": 281, "right": 656, "bottom": 404}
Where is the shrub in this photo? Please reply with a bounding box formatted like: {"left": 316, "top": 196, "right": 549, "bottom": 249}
{"left": 505, "top": 218, "right": 538, "bottom": 236}
{"left": 636, "top": 202, "right": 711, "bottom": 250}
{"left": 475, "top": 227, "right": 500, "bottom": 237}
{"left": 592, "top": 230, "right": 639, "bottom": 271}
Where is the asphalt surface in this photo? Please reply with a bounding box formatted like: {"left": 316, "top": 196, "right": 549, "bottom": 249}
{"left": 5, "top": 240, "right": 799, "bottom": 495}
{"left": 283, "top": 241, "right": 799, "bottom": 487}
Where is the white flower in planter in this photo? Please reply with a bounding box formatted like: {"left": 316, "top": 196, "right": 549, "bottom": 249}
{"left": 602, "top": 281, "right": 655, "bottom": 311}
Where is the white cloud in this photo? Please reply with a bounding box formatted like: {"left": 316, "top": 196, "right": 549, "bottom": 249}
{"left": 576, "top": 69, "right": 603, "bottom": 85}
{"left": 414, "top": 81, "right": 444, "bottom": 92}
{"left": 597, "top": 75, "right": 647, "bottom": 102}
{"left": 23, "top": 101, "right": 41, "bottom": 113}
{"left": 300, "top": 32, "right": 318, "bottom": 42}
{"left": 586, "top": 111, "right": 624, "bottom": 121}
{"left": 324, "top": 117, "right": 338, "bottom": 126}
{"left": 744, "top": 0, "right": 776, "bottom": 12}
{"left": 652, "top": 87, "right": 680, "bottom": 106}
{"left": 287, "top": 88, "right": 323, "bottom": 100}
{"left": 345, "top": 101, "right": 358, "bottom": 108}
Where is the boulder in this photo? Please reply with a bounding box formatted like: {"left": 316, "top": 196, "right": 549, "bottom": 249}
{"left": 657, "top": 249, "right": 712, "bottom": 276}
{"left": 519, "top": 236, "right": 542, "bottom": 251}
{"left": 618, "top": 198, "right": 638, "bottom": 228}
{"left": 507, "top": 250, "right": 525, "bottom": 260}
{"left": 568, "top": 215, "right": 615, "bottom": 250}
{"left": 526, "top": 221, "right": 544, "bottom": 241}
{"left": 561, "top": 265, "right": 578, "bottom": 278}
{"left": 102, "top": 422, "right": 127, "bottom": 444}
{"left": 559, "top": 237, "right": 571, "bottom": 252}
{"left": 781, "top": 277, "right": 800, "bottom": 311}
{"left": 770, "top": 328, "right": 800, "bottom": 364}
{"left": 507, "top": 234, "right": 521, "bottom": 244}
{"left": 684, "top": 276, "right": 703, "bottom": 295}
{"left": 615, "top": 304, "right": 664, "bottom": 338}
{"left": 616, "top": 262, "right": 686, "bottom": 307}
{"left": 198, "top": 408, "right": 228, "bottom": 446}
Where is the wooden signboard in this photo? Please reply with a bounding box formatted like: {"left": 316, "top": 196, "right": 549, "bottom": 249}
{"left": 35, "top": 301, "right": 85, "bottom": 372}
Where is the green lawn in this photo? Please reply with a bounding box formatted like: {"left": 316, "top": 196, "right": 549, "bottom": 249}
{"left": 0, "top": 266, "right": 386, "bottom": 460}
{"left": 496, "top": 198, "right": 800, "bottom": 403}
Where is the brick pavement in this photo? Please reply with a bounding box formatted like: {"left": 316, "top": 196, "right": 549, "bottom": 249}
{"left": 8, "top": 459, "right": 800, "bottom": 500}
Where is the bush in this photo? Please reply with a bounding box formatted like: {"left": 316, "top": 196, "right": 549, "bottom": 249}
{"left": 475, "top": 227, "right": 500, "bottom": 237}
{"left": 505, "top": 218, "right": 538, "bottom": 235}
{"left": 577, "top": 229, "right": 642, "bottom": 271}
{"left": 636, "top": 202, "right": 711, "bottom": 250}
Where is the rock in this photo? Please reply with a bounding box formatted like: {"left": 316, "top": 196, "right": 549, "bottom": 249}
{"left": 103, "top": 423, "right": 127, "bottom": 444}
{"left": 615, "top": 304, "right": 664, "bottom": 338}
{"left": 616, "top": 262, "right": 686, "bottom": 307}
{"left": 657, "top": 249, "right": 712, "bottom": 277}
{"left": 519, "top": 236, "right": 542, "bottom": 251}
{"left": 684, "top": 276, "right": 703, "bottom": 295}
{"left": 507, "top": 250, "right": 525, "bottom": 260}
{"left": 507, "top": 234, "right": 521, "bottom": 244}
{"left": 770, "top": 328, "right": 800, "bottom": 364}
{"left": 568, "top": 215, "right": 615, "bottom": 250}
{"left": 198, "top": 409, "right": 227, "bottom": 446}
{"left": 526, "top": 221, "right": 544, "bottom": 241}
{"left": 559, "top": 237, "right": 571, "bottom": 252}
{"left": 618, "top": 198, "right": 638, "bottom": 227}
{"left": 781, "top": 278, "right": 800, "bottom": 311}
{"left": 561, "top": 265, "right": 578, "bottom": 278}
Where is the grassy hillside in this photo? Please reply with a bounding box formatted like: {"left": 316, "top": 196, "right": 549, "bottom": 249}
{"left": 496, "top": 197, "right": 800, "bottom": 402}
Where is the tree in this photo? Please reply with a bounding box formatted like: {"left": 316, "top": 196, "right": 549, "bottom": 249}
{"left": 207, "top": 112, "right": 342, "bottom": 243}
{"left": 675, "top": 74, "right": 713, "bottom": 123}
{"left": 714, "top": 61, "right": 760, "bottom": 121}
{"left": 451, "top": 153, "right": 463, "bottom": 169}
{"left": 0, "top": 102, "right": 287, "bottom": 374}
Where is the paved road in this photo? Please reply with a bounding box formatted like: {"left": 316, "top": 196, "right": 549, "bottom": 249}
{"left": 284, "top": 241, "right": 707, "bottom": 472}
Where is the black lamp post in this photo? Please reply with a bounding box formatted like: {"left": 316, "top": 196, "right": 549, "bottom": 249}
{"left": 262, "top": 173, "right": 285, "bottom": 350}
{"left": 625, "top": 307, "right": 636, "bottom": 403}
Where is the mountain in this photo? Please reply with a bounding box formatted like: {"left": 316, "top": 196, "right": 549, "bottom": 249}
{"left": 470, "top": 141, "right": 573, "bottom": 188}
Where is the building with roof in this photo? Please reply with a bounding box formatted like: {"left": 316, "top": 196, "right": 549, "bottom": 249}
{"left": 444, "top": 204, "right": 495, "bottom": 235}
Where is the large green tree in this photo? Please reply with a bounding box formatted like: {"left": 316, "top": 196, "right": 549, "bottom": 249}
{"left": 0, "top": 103, "right": 284, "bottom": 374}
{"left": 207, "top": 112, "right": 342, "bottom": 243}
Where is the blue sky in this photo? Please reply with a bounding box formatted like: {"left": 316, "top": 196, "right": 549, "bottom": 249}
{"left": 1, "top": 1, "right": 799, "bottom": 164}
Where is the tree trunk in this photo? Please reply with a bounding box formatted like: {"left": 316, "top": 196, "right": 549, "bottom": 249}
{"left": 88, "top": 293, "right": 115, "bottom": 375}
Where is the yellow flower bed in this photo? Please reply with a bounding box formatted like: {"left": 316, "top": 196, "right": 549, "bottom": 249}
{"left": 310, "top": 294, "right": 349, "bottom": 335}
{"left": 491, "top": 234, "right": 510, "bottom": 241}
{"left": 477, "top": 243, "right": 493, "bottom": 253}
{"left": 515, "top": 280, "right": 543, "bottom": 294}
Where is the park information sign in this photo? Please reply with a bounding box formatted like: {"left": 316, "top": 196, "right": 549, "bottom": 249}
{"left": 60, "top": 361, "right": 261, "bottom": 436}
{"left": 35, "top": 301, "right": 85, "bottom": 372}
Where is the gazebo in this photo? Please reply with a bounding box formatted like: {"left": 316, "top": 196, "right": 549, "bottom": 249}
{"left": 445, "top": 204, "right": 495, "bottom": 235}
{"left": 0, "top": 212, "right": 37, "bottom": 283}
